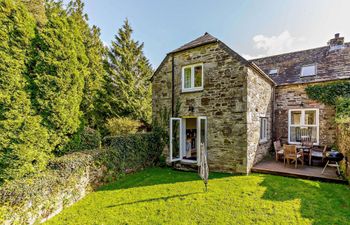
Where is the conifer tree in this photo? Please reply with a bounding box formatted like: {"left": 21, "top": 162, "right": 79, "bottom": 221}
{"left": 0, "top": 0, "right": 50, "bottom": 180}
{"left": 29, "top": 0, "right": 85, "bottom": 152}
{"left": 105, "top": 19, "right": 153, "bottom": 124}
{"left": 67, "top": 0, "right": 106, "bottom": 128}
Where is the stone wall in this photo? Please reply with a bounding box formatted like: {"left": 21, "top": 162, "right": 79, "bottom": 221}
{"left": 274, "top": 83, "right": 337, "bottom": 146}
{"left": 152, "top": 42, "right": 249, "bottom": 173}
{"left": 246, "top": 68, "right": 274, "bottom": 172}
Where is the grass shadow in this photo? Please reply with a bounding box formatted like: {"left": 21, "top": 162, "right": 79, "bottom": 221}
{"left": 106, "top": 192, "right": 201, "bottom": 208}
{"left": 259, "top": 175, "right": 350, "bottom": 224}
{"left": 98, "top": 167, "right": 233, "bottom": 191}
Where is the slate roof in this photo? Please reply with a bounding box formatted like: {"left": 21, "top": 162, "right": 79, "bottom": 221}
{"left": 251, "top": 42, "right": 350, "bottom": 85}
{"left": 169, "top": 32, "right": 218, "bottom": 54}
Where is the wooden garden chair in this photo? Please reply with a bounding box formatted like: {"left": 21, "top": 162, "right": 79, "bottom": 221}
{"left": 310, "top": 145, "right": 327, "bottom": 166}
{"left": 273, "top": 140, "right": 284, "bottom": 161}
{"left": 283, "top": 144, "right": 304, "bottom": 168}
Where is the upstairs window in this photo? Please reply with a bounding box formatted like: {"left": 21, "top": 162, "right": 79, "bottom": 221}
{"left": 301, "top": 64, "right": 316, "bottom": 77}
{"left": 268, "top": 68, "right": 278, "bottom": 76}
{"left": 182, "top": 63, "right": 203, "bottom": 92}
{"left": 260, "top": 117, "right": 268, "bottom": 142}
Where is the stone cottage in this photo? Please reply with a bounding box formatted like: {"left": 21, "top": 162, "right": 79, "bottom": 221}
{"left": 152, "top": 32, "right": 350, "bottom": 173}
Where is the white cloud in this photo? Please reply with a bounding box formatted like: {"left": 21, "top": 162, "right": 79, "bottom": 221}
{"left": 243, "top": 30, "right": 306, "bottom": 59}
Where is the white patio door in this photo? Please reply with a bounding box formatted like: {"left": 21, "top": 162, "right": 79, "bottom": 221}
{"left": 170, "top": 118, "right": 182, "bottom": 162}
{"left": 197, "top": 116, "right": 207, "bottom": 165}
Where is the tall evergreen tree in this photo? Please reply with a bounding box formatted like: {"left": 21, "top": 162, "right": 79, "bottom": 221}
{"left": 29, "top": 0, "right": 85, "bottom": 153}
{"left": 67, "top": 0, "right": 106, "bottom": 128}
{"left": 105, "top": 19, "right": 153, "bottom": 124}
{"left": 0, "top": 0, "right": 50, "bottom": 180}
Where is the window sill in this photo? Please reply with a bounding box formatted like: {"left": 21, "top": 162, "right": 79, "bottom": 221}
{"left": 181, "top": 88, "right": 203, "bottom": 93}
{"left": 259, "top": 139, "right": 268, "bottom": 144}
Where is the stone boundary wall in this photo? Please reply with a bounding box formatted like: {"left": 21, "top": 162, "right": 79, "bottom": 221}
{"left": 0, "top": 132, "right": 164, "bottom": 224}
{"left": 0, "top": 150, "right": 107, "bottom": 225}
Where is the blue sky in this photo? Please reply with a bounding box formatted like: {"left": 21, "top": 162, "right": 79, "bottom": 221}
{"left": 66, "top": 0, "right": 350, "bottom": 68}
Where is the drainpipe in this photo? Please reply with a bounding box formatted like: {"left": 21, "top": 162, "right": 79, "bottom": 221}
{"left": 272, "top": 85, "right": 276, "bottom": 141}
{"left": 171, "top": 54, "right": 175, "bottom": 117}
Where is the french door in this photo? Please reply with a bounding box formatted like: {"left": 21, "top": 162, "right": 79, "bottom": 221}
{"left": 197, "top": 116, "right": 207, "bottom": 165}
{"left": 169, "top": 117, "right": 207, "bottom": 164}
{"left": 170, "top": 118, "right": 182, "bottom": 162}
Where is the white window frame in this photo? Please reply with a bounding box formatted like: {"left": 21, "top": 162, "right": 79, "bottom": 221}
{"left": 300, "top": 64, "right": 317, "bottom": 77}
{"left": 260, "top": 117, "right": 268, "bottom": 143}
{"left": 181, "top": 63, "right": 204, "bottom": 92}
{"left": 268, "top": 68, "right": 278, "bottom": 76}
{"left": 288, "top": 109, "right": 319, "bottom": 145}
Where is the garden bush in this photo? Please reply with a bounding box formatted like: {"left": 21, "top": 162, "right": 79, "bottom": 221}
{"left": 61, "top": 126, "right": 102, "bottom": 155}
{"left": 105, "top": 117, "right": 141, "bottom": 136}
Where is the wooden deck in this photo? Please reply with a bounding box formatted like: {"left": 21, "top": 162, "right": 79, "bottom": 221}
{"left": 252, "top": 159, "right": 347, "bottom": 184}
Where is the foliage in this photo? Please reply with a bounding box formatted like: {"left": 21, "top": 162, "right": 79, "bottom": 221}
{"left": 21, "top": 0, "right": 47, "bottom": 26}
{"left": 305, "top": 81, "right": 350, "bottom": 105}
{"left": 103, "top": 19, "right": 153, "bottom": 124}
{"left": 336, "top": 97, "right": 350, "bottom": 123}
{"left": 0, "top": 0, "right": 51, "bottom": 181}
{"left": 61, "top": 126, "right": 101, "bottom": 154}
{"left": 305, "top": 81, "right": 350, "bottom": 123}
{"left": 0, "top": 150, "right": 104, "bottom": 224}
{"left": 28, "top": 0, "right": 87, "bottom": 153}
{"left": 0, "top": 132, "right": 164, "bottom": 224}
{"left": 45, "top": 168, "right": 350, "bottom": 225}
{"left": 67, "top": 0, "right": 106, "bottom": 129}
{"left": 105, "top": 117, "right": 141, "bottom": 136}
{"left": 103, "top": 132, "right": 165, "bottom": 171}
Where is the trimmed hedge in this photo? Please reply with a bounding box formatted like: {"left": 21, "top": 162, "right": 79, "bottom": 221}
{"left": 0, "top": 132, "right": 165, "bottom": 224}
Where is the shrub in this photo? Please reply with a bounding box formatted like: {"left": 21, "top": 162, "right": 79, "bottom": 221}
{"left": 61, "top": 126, "right": 101, "bottom": 155}
{"left": 336, "top": 97, "right": 350, "bottom": 124}
{"left": 105, "top": 117, "right": 141, "bottom": 136}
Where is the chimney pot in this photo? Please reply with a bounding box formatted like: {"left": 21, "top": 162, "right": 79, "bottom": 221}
{"left": 335, "top": 33, "right": 340, "bottom": 38}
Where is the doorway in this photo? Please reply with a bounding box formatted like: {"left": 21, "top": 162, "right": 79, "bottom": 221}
{"left": 169, "top": 116, "right": 207, "bottom": 164}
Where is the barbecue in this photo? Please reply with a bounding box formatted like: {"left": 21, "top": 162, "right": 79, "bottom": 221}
{"left": 321, "top": 151, "right": 344, "bottom": 175}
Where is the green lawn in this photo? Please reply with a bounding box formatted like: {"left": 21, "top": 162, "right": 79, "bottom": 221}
{"left": 46, "top": 167, "right": 350, "bottom": 225}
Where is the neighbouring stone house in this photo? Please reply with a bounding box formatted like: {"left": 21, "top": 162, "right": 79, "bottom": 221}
{"left": 152, "top": 32, "right": 350, "bottom": 173}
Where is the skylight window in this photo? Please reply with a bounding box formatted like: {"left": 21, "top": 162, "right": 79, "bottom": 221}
{"left": 301, "top": 64, "right": 316, "bottom": 77}
{"left": 268, "top": 69, "right": 278, "bottom": 76}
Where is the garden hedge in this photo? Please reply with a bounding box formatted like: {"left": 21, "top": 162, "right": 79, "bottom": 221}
{"left": 0, "top": 132, "right": 165, "bottom": 224}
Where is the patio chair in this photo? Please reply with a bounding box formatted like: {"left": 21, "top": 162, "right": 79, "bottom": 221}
{"left": 310, "top": 145, "right": 327, "bottom": 166}
{"left": 283, "top": 144, "right": 304, "bottom": 168}
{"left": 301, "top": 138, "right": 314, "bottom": 165}
{"left": 273, "top": 140, "right": 284, "bottom": 161}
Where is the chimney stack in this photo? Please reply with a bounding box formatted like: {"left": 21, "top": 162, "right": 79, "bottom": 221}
{"left": 328, "top": 33, "right": 344, "bottom": 51}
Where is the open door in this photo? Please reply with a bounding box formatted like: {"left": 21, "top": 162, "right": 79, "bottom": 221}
{"left": 197, "top": 116, "right": 207, "bottom": 165}
{"left": 170, "top": 118, "right": 182, "bottom": 162}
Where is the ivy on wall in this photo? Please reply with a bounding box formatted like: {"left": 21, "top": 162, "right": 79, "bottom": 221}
{"left": 305, "top": 81, "right": 350, "bottom": 123}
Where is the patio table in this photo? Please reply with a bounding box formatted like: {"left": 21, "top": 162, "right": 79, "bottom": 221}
{"left": 296, "top": 145, "right": 312, "bottom": 165}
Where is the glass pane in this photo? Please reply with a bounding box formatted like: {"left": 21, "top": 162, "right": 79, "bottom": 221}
{"left": 305, "top": 110, "right": 316, "bottom": 125}
{"left": 290, "top": 126, "right": 317, "bottom": 143}
{"left": 301, "top": 65, "right": 316, "bottom": 76}
{"left": 171, "top": 120, "right": 181, "bottom": 159}
{"left": 194, "top": 66, "right": 202, "bottom": 87}
{"left": 291, "top": 111, "right": 301, "bottom": 125}
{"left": 200, "top": 119, "right": 206, "bottom": 146}
{"left": 184, "top": 68, "right": 191, "bottom": 88}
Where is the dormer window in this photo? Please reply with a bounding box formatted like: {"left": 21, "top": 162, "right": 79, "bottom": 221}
{"left": 301, "top": 64, "right": 316, "bottom": 77}
{"left": 182, "top": 63, "right": 203, "bottom": 92}
{"left": 268, "top": 69, "right": 278, "bottom": 76}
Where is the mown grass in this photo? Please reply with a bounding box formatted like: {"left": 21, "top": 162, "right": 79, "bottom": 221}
{"left": 46, "top": 167, "right": 350, "bottom": 225}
